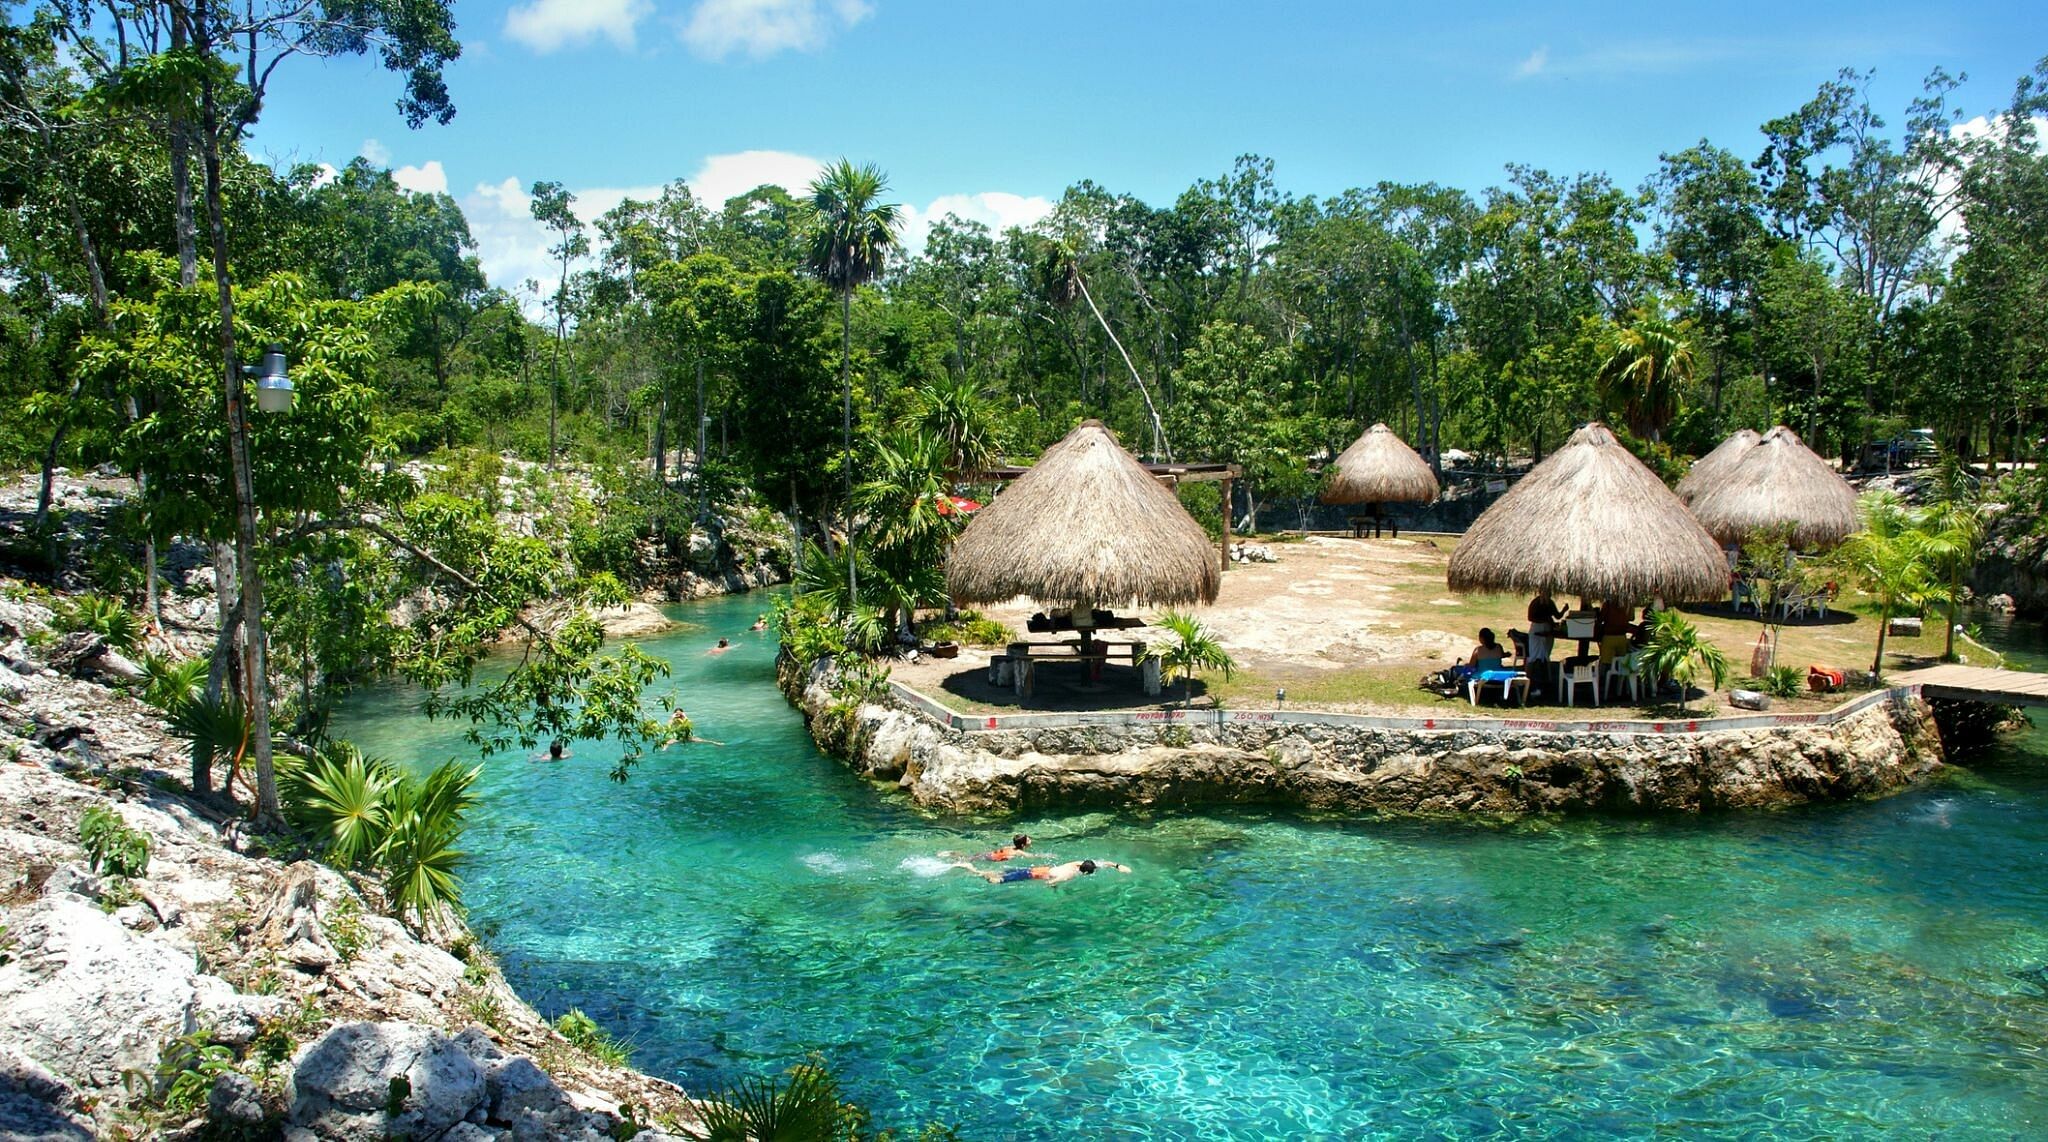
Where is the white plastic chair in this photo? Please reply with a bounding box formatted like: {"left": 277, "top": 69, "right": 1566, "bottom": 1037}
{"left": 1603, "top": 652, "right": 1648, "bottom": 703}
{"left": 1562, "top": 663, "right": 1601, "bottom": 707}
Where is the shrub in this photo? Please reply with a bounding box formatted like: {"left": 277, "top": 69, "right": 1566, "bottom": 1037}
{"left": 79, "top": 805, "right": 150, "bottom": 878}
{"left": 1755, "top": 665, "right": 1805, "bottom": 698}
{"left": 54, "top": 593, "right": 140, "bottom": 652}
{"left": 141, "top": 1030, "right": 235, "bottom": 1119}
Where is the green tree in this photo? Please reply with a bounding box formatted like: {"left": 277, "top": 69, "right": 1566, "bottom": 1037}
{"left": 530, "top": 180, "right": 587, "bottom": 464}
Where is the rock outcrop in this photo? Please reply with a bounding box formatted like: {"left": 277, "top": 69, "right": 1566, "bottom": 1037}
{"left": 783, "top": 656, "right": 1946, "bottom": 817}
{"left": 0, "top": 638, "right": 702, "bottom": 1139}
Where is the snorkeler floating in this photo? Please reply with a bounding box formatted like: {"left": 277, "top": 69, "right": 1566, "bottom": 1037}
{"left": 940, "top": 834, "right": 1039, "bottom": 863}
{"left": 952, "top": 858, "right": 1131, "bottom": 886}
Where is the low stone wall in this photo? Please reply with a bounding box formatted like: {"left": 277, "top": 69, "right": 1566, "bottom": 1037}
{"left": 780, "top": 656, "right": 1947, "bottom": 817}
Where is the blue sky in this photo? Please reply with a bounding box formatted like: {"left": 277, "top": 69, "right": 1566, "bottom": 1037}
{"left": 248, "top": 0, "right": 2048, "bottom": 299}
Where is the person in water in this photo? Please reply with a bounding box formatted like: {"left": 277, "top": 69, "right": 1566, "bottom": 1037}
{"left": 709, "top": 638, "right": 731, "bottom": 655}
{"left": 942, "top": 834, "right": 1038, "bottom": 862}
{"left": 953, "top": 858, "right": 1130, "bottom": 886}
{"left": 750, "top": 616, "right": 768, "bottom": 631}
{"left": 545, "top": 739, "right": 567, "bottom": 760}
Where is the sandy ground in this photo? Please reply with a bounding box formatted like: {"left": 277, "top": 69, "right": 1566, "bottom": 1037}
{"left": 894, "top": 536, "right": 1473, "bottom": 707}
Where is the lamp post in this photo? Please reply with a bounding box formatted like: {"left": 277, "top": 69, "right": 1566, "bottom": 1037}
{"left": 226, "top": 341, "right": 289, "bottom": 825}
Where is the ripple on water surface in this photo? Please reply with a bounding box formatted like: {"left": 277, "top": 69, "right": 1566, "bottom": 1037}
{"left": 334, "top": 597, "right": 2048, "bottom": 1139}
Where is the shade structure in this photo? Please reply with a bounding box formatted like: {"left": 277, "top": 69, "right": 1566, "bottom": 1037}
{"left": 1674, "top": 428, "right": 1761, "bottom": 506}
{"left": 1688, "top": 425, "right": 1861, "bottom": 550}
{"left": 1447, "top": 422, "right": 1730, "bottom": 602}
{"left": 1320, "top": 423, "right": 1441, "bottom": 505}
{"left": 946, "top": 420, "right": 1221, "bottom": 609}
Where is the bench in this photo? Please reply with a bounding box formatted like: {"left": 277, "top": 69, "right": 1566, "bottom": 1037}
{"left": 1348, "top": 514, "right": 1405, "bottom": 539}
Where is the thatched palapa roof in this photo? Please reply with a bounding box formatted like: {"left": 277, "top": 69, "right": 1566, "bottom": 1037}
{"left": 1688, "top": 425, "right": 1861, "bottom": 550}
{"left": 1447, "top": 422, "right": 1729, "bottom": 602}
{"left": 1674, "top": 428, "right": 1761, "bottom": 506}
{"left": 946, "top": 420, "right": 1221, "bottom": 608}
{"left": 1321, "top": 423, "right": 1440, "bottom": 505}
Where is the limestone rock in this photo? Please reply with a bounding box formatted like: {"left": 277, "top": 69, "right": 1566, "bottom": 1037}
{"left": 0, "top": 1047, "right": 93, "bottom": 1142}
{"left": 0, "top": 896, "right": 231, "bottom": 1091}
{"left": 208, "top": 1070, "right": 271, "bottom": 1129}
{"left": 286, "top": 1022, "right": 487, "bottom": 1142}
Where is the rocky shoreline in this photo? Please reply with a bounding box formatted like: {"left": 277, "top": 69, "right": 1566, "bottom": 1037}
{"left": 781, "top": 656, "right": 1948, "bottom": 817}
{"left": 0, "top": 616, "right": 703, "bottom": 1139}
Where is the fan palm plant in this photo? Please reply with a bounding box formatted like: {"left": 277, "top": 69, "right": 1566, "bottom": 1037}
{"left": 1642, "top": 610, "right": 1730, "bottom": 713}
{"left": 806, "top": 159, "right": 902, "bottom": 610}
{"left": 138, "top": 653, "right": 208, "bottom": 712}
{"left": 1596, "top": 316, "right": 1695, "bottom": 443}
{"left": 168, "top": 691, "right": 250, "bottom": 797}
{"left": 284, "top": 743, "right": 397, "bottom": 867}
{"left": 696, "top": 1061, "right": 857, "bottom": 1142}
{"left": 911, "top": 375, "right": 1003, "bottom": 476}
{"left": 1145, "top": 610, "right": 1236, "bottom": 708}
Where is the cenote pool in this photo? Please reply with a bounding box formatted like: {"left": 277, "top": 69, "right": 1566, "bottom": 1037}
{"left": 334, "top": 593, "right": 2048, "bottom": 1139}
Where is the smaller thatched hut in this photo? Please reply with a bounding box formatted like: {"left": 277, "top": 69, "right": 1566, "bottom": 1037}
{"left": 1675, "top": 428, "right": 1761, "bottom": 506}
{"left": 947, "top": 420, "right": 1221, "bottom": 609}
{"left": 1321, "top": 423, "right": 1440, "bottom": 506}
{"left": 1688, "top": 425, "right": 1861, "bottom": 550}
{"left": 1447, "top": 422, "right": 1729, "bottom": 602}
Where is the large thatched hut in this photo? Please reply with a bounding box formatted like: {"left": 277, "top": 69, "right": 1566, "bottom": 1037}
{"left": 1675, "top": 428, "right": 1761, "bottom": 506}
{"left": 1321, "top": 423, "right": 1440, "bottom": 506}
{"left": 1688, "top": 425, "right": 1861, "bottom": 550}
{"left": 947, "top": 420, "right": 1221, "bottom": 609}
{"left": 1447, "top": 422, "right": 1729, "bottom": 602}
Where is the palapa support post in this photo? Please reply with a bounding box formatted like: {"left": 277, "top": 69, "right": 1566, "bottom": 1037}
{"left": 1219, "top": 473, "right": 1233, "bottom": 573}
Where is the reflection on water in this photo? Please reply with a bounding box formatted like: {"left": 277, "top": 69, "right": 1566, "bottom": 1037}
{"left": 333, "top": 598, "right": 2048, "bottom": 1139}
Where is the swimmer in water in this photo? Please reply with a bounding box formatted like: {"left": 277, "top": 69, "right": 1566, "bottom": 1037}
{"left": 751, "top": 616, "right": 768, "bottom": 631}
{"left": 952, "top": 858, "right": 1130, "bottom": 887}
{"left": 940, "top": 834, "right": 1038, "bottom": 863}
{"left": 709, "top": 638, "right": 731, "bottom": 655}
{"left": 539, "top": 739, "right": 567, "bottom": 761}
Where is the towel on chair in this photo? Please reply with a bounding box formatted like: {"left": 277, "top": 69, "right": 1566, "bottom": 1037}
{"left": 1476, "top": 669, "right": 1522, "bottom": 685}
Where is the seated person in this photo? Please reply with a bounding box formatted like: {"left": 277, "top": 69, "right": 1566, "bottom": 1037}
{"left": 1451, "top": 628, "right": 1508, "bottom": 682}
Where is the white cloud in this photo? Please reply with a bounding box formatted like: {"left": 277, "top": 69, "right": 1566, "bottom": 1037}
{"left": 1512, "top": 46, "right": 1548, "bottom": 80}
{"left": 681, "top": 0, "right": 873, "bottom": 60}
{"left": 505, "top": 0, "right": 651, "bottom": 53}
{"left": 392, "top": 160, "right": 449, "bottom": 196}
{"left": 360, "top": 138, "right": 391, "bottom": 166}
{"left": 461, "top": 150, "right": 825, "bottom": 316}
{"left": 897, "top": 191, "right": 1054, "bottom": 256}
{"left": 690, "top": 149, "right": 826, "bottom": 206}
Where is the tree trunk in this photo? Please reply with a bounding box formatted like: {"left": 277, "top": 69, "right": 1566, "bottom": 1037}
{"left": 198, "top": 61, "right": 283, "bottom": 829}
{"left": 168, "top": 14, "right": 200, "bottom": 287}
{"left": 1871, "top": 603, "right": 1890, "bottom": 678}
{"left": 1074, "top": 272, "right": 1170, "bottom": 460}
{"left": 695, "top": 356, "right": 708, "bottom": 518}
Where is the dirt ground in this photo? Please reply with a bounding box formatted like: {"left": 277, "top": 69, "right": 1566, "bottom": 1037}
{"left": 893, "top": 533, "right": 1966, "bottom": 718}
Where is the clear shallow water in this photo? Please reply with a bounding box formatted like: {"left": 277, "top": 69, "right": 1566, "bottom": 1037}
{"left": 334, "top": 595, "right": 2048, "bottom": 1139}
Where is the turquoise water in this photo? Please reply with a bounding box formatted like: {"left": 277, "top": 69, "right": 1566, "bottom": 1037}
{"left": 335, "top": 594, "right": 2048, "bottom": 1139}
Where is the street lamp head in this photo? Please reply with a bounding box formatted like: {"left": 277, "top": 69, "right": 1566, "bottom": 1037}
{"left": 252, "top": 343, "right": 293, "bottom": 413}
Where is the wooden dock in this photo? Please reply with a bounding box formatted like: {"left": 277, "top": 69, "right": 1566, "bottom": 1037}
{"left": 1894, "top": 664, "right": 2048, "bottom": 708}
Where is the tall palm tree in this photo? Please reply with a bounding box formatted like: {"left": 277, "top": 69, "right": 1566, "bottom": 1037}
{"left": 911, "top": 375, "right": 1003, "bottom": 476}
{"left": 806, "top": 159, "right": 902, "bottom": 609}
{"left": 1596, "top": 318, "right": 1696, "bottom": 443}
